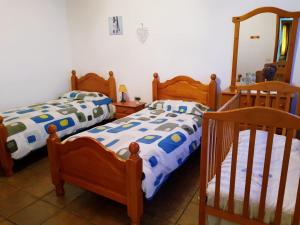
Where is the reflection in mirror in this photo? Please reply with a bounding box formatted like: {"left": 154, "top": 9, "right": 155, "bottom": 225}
{"left": 237, "top": 13, "right": 277, "bottom": 84}
{"left": 276, "top": 18, "right": 293, "bottom": 62}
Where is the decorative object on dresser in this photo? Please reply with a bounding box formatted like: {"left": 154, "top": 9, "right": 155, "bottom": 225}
{"left": 222, "top": 7, "right": 300, "bottom": 106}
{"left": 118, "top": 84, "right": 128, "bottom": 102}
{"left": 113, "top": 101, "right": 146, "bottom": 119}
{"left": 46, "top": 73, "right": 218, "bottom": 225}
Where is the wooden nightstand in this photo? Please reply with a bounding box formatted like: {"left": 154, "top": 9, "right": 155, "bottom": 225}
{"left": 113, "top": 101, "right": 146, "bottom": 119}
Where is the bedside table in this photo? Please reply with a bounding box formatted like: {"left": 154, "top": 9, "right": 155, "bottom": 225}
{"left": 113, "top": 101, "right": 146, "bottom": 119}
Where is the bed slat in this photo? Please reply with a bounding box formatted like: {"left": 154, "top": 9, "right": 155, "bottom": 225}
{"left": 228, "top": 123, "right": 240, "bottom": 213}
{"left": 258, "top": 127, "right": 275, "bottom": 221}
{"left": 274, "top": 129, "right": 294, "bottom": 225}
{"left": 243, "top": 126, "right": 256, "bottom": 217}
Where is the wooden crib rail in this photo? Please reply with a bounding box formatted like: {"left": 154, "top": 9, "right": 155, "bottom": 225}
{"left": 237, "top": 81, "right": 300, "bottom": 116}
{"left": 199, "top": 107, "right": 300, "bottom": 225}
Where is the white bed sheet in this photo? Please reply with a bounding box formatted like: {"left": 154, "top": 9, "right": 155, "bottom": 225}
{"left": 207, "top": 130, "right": 300, "bottom": 225}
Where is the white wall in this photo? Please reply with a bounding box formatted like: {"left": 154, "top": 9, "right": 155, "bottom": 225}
{"left": 66, "top": 0, "right": 300, "bottom": 103}
{"left": 237, "top": 13, "right": 277, "bottom": 76}
{"left": 0, "top": 0, "right": 72, "bottom": 111}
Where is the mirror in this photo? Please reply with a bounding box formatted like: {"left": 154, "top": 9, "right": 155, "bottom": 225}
{"left": 230, "top": 7, "right": 300, "bottom": 89}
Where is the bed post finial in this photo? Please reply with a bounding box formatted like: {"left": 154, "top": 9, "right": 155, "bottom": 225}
{"left": 129, "top": 142, "right": 140, "bottom": 160}
{"left": 108, "top": 71, "right": 117, "bottom": 102}
{"left": 209, "top": 74, "right": 217, "bottom": 110}
{"left": 48, "top": 125, "right": 59, "bottom": 140}
{"left": 71, "top": 70, "right": 78, "bottom": 91}
{"left": 0, "top": 116, "right": 3, "bottom": 124}
{"left": 152, "top": 73, "right": 159, "bottom": 102}
{"left": 210, "top": 74, "right": 217, "bottom": 81}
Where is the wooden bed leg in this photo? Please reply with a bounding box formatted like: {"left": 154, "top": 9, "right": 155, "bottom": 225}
{"left": 126, "top": 142, "right": 143, "bottom": 225}
{"left": 0, "top": 116, "right": 14, "bottom": 177}
{"left": 47, "top": 125, "right": 65, "bottom": 196}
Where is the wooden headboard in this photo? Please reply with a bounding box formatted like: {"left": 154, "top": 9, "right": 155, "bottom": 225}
{"left": 71, "top": 70, "right": 117, "bottom": 102}
{"left": 152, "top": 73, "right": 217, "bottom": 110}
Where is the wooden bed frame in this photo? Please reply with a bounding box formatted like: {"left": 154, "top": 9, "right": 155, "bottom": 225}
{"left": 0, "top": 70, "right": 117, "bottom": 177}
{"left": 199, "top": 81, "right": 300, "bottom": 225}
{"left": 46, "top": 73, "right": 217, "bottom": 225}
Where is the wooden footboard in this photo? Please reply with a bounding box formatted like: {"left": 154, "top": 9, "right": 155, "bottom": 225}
{"left": 0, "top": 116, "right": 13, "bottom": 176}
{"left": 199, "top": 107, "right": 300, "bottom": 225}
{"left": 47, "top": 125, "right": 143, "bottom": 225}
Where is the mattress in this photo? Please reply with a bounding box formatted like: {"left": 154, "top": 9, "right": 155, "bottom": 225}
{"left": 1, "top": 98, "right": 115, "bottom": 159}
{"left": 207, "top": 130, "right": 300, "bottom": 225}
{"left": 67, "top": 107, "right": 203, "bottom": 199}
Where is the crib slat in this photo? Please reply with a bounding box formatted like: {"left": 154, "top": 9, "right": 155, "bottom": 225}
{"left": 228, "top": 123, "right": 240, "bottom": 213}
{"left": 199, "top": 117, "right": 209, "bottom": 225}
{"left": 243, "top": 126, "right": 256, "bottom": 217}
{"left": 284, "top": 94, "right": 291, "bottom": 113}
{"left": 282, "top": 95, "right": 291, "bottom": 135}
{"left": 246, "top": 91, "right": 251, "bottom": 107}
{"left": 274, "top": 129, "right": 294, "bottom": 225}
{"left": 265, "top": 91, "right": 270, "bottom": 107}
{"left": 292, "top": 178, "right": 300, "bottom": 225}
{"left": 255, "top": 90, "right": 261, "bottom": 106}
{"left": 274, "top": 92, "right": 281, "bottom": 109}
{"left": 214, "top": 121, "right": 224, "bottom": 209}
{"left": 258, "top": 127, "right": 275, "bottom": 221}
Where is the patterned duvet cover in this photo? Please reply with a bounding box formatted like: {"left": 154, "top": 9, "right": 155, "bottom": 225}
{"left": 1, "top": 94, "right": 114, "bottom": 159}
{"left": 67, "top": 102, "right": 207, "bottom": 199}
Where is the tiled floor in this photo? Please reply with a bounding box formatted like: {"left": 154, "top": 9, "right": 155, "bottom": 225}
{"left": 0, "top": 150, "right": 200, "bottom": 225}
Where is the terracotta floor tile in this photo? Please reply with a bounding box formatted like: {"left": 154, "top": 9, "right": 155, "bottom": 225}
{"left": 42, "top": 184, "right": 84, "bottom": 208}
{"left": 65, "top": 192, "right": 107, "bottom": 220}
{"left": 91, "top": 200, "right": 129, "bottom": 225}
{"left": 0, "top": 190, "right": 37, "bottom": 217}
{"left": 0, "top": 183, "right": 19, "bottom": 200}
{"left": 3, "top": 169, "right": 38, "bottom": 188}
{"left": 0, "top": 220, "right": 15, "bottom": 225}
{"left": 23, "top": 175, "right": 53, "bottom": 198}
{"left": 9, "top": 200, "right": 59, "bottom": 225}
{"left": 142, "top": 214, "right": 173, "bottom": 225}
{"left": 191, "top": 191, "right": 199, "bottom": 204}
{"left": 41, "top": 210, "right": 89, "bottom": 225}
{"left": 176, "top": 202, "right": 198, "bottom": 225}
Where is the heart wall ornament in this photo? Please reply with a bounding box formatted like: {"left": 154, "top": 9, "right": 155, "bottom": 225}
{"left": 136, "top": 23, "right": 149, "bottom": 44}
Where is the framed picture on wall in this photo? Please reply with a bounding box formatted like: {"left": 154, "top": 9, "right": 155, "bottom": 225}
{"left": 109, "top": 16, "right": 123, "bottom": 35}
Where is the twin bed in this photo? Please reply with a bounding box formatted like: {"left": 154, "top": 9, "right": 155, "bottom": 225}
{"left": 199, "top": 82, "right": 300, "bottom": 225}
{"left": 46, "top": 73, "right": 217, "bottom": 225}
{"left": 0, "top": 70, "right": 117, "bottom": 176}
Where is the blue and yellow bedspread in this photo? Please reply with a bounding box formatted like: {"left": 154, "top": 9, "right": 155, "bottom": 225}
{"left": 67, "top": 105, "right": 204, "bottom": 199}
{"left": 1, "top": 96, "right": 114, "bottom": 159}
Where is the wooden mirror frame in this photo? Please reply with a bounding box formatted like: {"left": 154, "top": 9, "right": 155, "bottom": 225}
{"left": 230, "top": 7, "right": 300, "bottom": 90}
